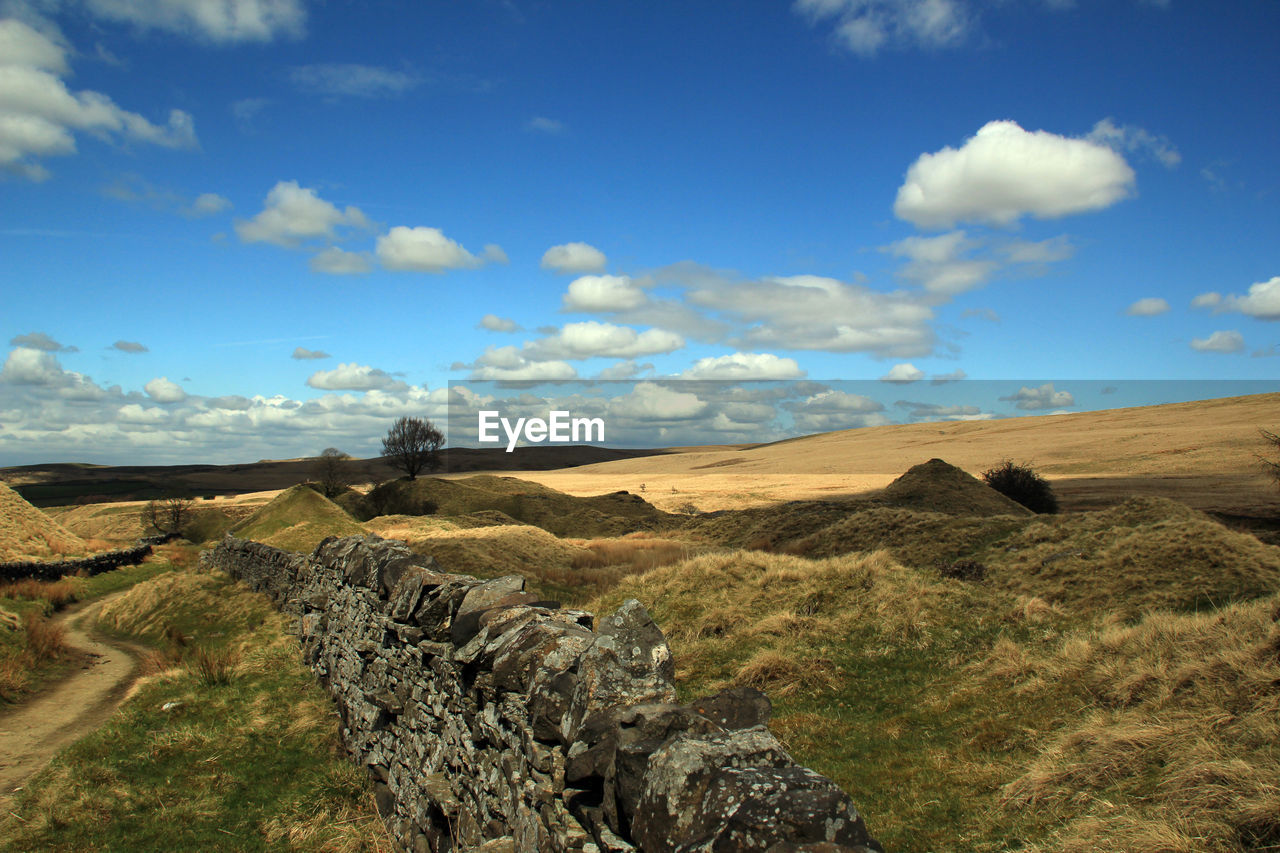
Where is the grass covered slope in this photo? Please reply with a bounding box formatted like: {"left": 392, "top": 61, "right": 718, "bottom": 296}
{"left": 357, "top": 474, "right": 673, "bottom": 537}
{"left": 230, "top": 485, "right": 365, "bottom": 553}
{"left": 0, "top": 482, "right": 89, "bottom": 561}
{"left": 0, "top": 562, "right": 385, "bottom": 851}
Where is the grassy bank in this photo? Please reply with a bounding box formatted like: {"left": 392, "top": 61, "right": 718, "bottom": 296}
{"left": 0, "top": 558, "right": 387, "bottom": 851}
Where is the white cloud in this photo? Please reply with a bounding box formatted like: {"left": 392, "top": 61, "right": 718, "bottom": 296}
{"left": 793, "top": 0, "right": 971, "bottom": 56}
{"left": 680, "top": 352, "right": 805, "bottom": 380}
{"left": 376, "top": 225, "right": 483, "bottom": 273}
{"left": 1222, "top": 276, "right": 1280, "bottom": 320}
{"left": 930, "top": 368, "right": 967, "bottom": 384}
{"left": 1086, "top": 118, "right": 1180, "bottom": 168}
{"left": 525, "top": 322, "right": 684, "bottom": 361}
{"left": 310, "top": 246, "right": 372, "bottom": 275}
{"left": 541, "top": 242, "right": 607, "bottom": 274}
{"left": 563, "top": 275, "right": 648, "bottom": 312}
{"left": 467, "top": 349, "right": 578, "bottom": 382}
{"left": 1126, "top": 297, "right": 1170, "bottom": 316}
{"left": 235, "top": 181, "right": 371, "bottom": 247}
{"left": 482, "top": 244, "right": 509, "bottom": 264}
{"left": 1190, "top": 330, "right": 1245, "bottom": 353}
{"left": 895, "top": 400, "right": 991, "bottom": 421}
{"left": 998, "top": 235, "right": 1074, "bottom": 264}
{"left": 894, "top": 120, "right": 1135, "bottom": 228}
{"left": 597, "top": 360, "right": 651, "bottom": 380}
{"left": 610, "top": 382, "right": 708, "bottom": 421}
{"left": 527, "top": 116, "right": 565, "bottom": 134}
{"left": 888, "top": 231, "right": 997, "bottom": 295}
{"left": 289, "top": 63, "right": 420, "bottom": 98}
{"left": 144, "top": 376, "right": 186, "bottom": 403}
{"left": 112, "top": 340, "right": 148, "bottom": 353}
{"left": 478, "top": 314, "right": 521, "bottom": 333}
{"left": 187, "top": 192, "right": 231, "bottom": 216}
{"left": 1, "top": 347, "right": 62, "bottom": 384}
{"left": 1000, "top": 383, "right": 1074, "bottom": 410}
{"left": 1191, "top": 292, "right": 1222, "bottom": 310}
{"left": 881, "top": 363, "right": 924, "bottom": 383}
{"left": 787, "top": 389, "right": 889, "bottom": 432}
{"left": 291, "top": 347, "right": 329, "bottom": 360}
{"left": 83, "top": 0, "right": 306, "bottom": 43}
{"left": 681, "top": 271, "right": 936, "bottom": 358}
{"left": 0, "top": 18, "right": 197, "bottom": 180}
{"left": 306, "top": 362, "right": 403, "bottom": 391}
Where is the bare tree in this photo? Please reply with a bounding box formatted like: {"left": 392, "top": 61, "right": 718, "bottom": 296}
{"left": 143, "top": 496, "right": 193, "bottom": 538}
{"left": 382, "top": 416, "right": 444, "bottom": 480}
{"left": 1262, "top": 428, "right": 1280, "bottom": 489}
{"left": 313, "top": 447, "right": 351, "bottom": 497}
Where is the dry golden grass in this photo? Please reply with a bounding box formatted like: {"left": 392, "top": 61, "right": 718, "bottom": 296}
{"left": 588, "top": 548, "right": 974, "bottom": 692}
{"left": 0, "top": 577, "right": 86, "bottom": 612}
{"left": 0, "top": 612, "right": 71, "bottom": 700}
{"left": 978, "top": 593, "right": 1280, "bottom": 852}
{"left": 0, "top": 482, "right": 89, "bottom": 560}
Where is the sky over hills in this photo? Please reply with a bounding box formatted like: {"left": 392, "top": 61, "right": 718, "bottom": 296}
{"left": 0, "top": 0, "right": 1277, "bottom": 464}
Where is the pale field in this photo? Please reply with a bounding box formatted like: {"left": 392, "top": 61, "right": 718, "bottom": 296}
{"left": 441, "top": 393, "right": 1280, "bottom": 515}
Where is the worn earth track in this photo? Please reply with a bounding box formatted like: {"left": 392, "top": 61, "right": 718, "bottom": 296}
{"left": 0, "top": 591, "right": 144, "bottom": 801}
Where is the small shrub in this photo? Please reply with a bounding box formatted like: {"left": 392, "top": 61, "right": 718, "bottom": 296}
{"left": 982, "top": 460, "right": 1059, "bottom": 514}
{"left": 937, "top": 558, "right": 987, "bottom": 582}
{"left": 23, "top": 613, "right": 67, "bottom": 661}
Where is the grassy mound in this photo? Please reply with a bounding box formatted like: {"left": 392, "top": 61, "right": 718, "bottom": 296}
{"left": 0, "top": 482, "right": 89, "bottom": 561}
{"left": 977, "top": 593, "right": 1280, "bottom": 852}
{"left": 986, "top": 497, "right": 1280, "bottom": 614}
{"left": 359, "top": 475, "right": 673, "bottom": 537}
{"left": 876, "top": 457, "right": 1034, "bottom": 517}
{"left": 230, "top": 485, "right": 364, "bottom": 553}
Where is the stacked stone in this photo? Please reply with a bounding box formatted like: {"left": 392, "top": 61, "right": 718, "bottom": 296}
{"left": 204, "top": 534, "right": 882, "bottom": 853}
{"left": 0, "top": 542, "right": 152, "bottom": 582}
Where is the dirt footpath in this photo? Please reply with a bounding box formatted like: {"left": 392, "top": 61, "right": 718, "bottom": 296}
{"left": 0, "top": 592, "right": 143, "bottom": 800}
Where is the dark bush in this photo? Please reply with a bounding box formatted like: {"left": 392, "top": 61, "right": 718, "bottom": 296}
{"left": 981, "top": 460, "right": 1058, "bottom": 514}
{"left": 936, "top": 558, "right": 987, "bottom": 582}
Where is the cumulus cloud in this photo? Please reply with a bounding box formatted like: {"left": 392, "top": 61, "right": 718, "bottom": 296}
{"left": 597, "top": 360, "right": 652, "bottom": 380}
{"left": 786, "top": 389, "right": 889, "bottom": 432}
{"left": 881, "top": 363, "right": 924, "bottom": 383}
{"left": 482, "top": 244, "right": 509, "bottom": 264}
{"left": 9, "top": 331, "right": 73, "bottom": 352}
{"left": 82, "top": 0, "right": 306, "bottom": 43}
{"left": 542, "top": 242, "right": 607, "bottom": 274}
{"left": 1190, "top": 330, "right": 1245, "bottom": 353}
{"left": 112, "top": 340, "right": 148, "bottom": 353}
{"left": 563, "top": 275, "right": 648, "bottom": 312}
{"left": 887, "top": 231, "right": 997, "bottom": 295}
{"left": 0, "top": 18, "right": 197, "bottom": 180}
{"left": 289, "top": 63, "right": 420, "bottom": 98}
{"left": 291, "top": 347, "right": 329, "bottom": 360}
{"left": 1086, "top": 118, "right": 1180, "bottom": 168}
{"left": 894, "top": 120, "right": 1135, "bottom": 228}
{"left": 1000, "top": 382, "right": 1074, "bottom": 410}
{"left": 895, "top": 400, "right": 991, "bottom": 420}
{"left": 306, "top": 362, "right": 403, "bottom": 391}
{"left": 466, "top": 348, "right": 578, "bottom": 382}
{"left": 793, "top": 0, "right": 971, "bottom": 56}
{"left": 930, "top": 369, "right": 967, "bottom": 384}
{"left": 144, "top": 376, "right": 186, "bottom": 403}
{"left": 524, "top": 322, "right": 684, "bottom": 361}
{"left": 1218, "top": 277, "right": 1280, "bottom": 320}
{"left": 1191, "top": 292, "right": 1222, "bottom": 310}
{"left": 310, "top": 246, "right": 372, "bottom": 275}
{"left": 680, "top": 352, "right": 805, "bottom": 380}
{"left": 235, "top": 181, "right": 371, "bottom": 247}
{"left": 478, "top": 314, "right": 521, "bottom": 333}
{"left": 376, "top": 226, "right": 488, "bottom": 273}
{"left": 610, "top": 382, "right": 708, "bottom": 421}
{"left": 1, "top": 347, "right": 63, "bottom": 384}
{"left": 678, "top": 269, "right": 936, "bottom": 358}
{"left": 1126, "top": 297, "right": 1170, "bottom": 316}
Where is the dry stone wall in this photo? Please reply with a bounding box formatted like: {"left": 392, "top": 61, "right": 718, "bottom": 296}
{"left": 203, "top": 534, "right": 882, "bottom": 853}
{"left": 0, "top": 542, "right": 152, "bottom": 582}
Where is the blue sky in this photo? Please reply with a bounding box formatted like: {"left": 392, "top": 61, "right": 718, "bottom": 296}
{"left": 0, "top": 0, "right": 1277, "bottom": 464}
